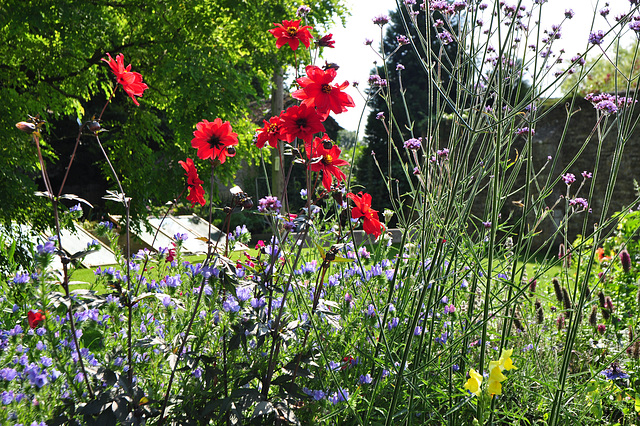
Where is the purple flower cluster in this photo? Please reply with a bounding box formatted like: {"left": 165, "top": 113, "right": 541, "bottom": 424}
{"left": 588, "top": 30, "right": 605, "bottom": 45}
{"left": 296, "top": 5, "right": 310, "bottom": 17}
{"left": 585, "top": 93, "right": 636, "bottom": 115}
{"left": 437, "top": 31, "right": 454, "bottom": 45}
{"left": 368, "top": 75, "right": 388, "bottom": 87}
{"left": 372, "top": 15, "right": 389, "bottom": 26}
{"left": 437, "top": 148, "right": 450, "bottom": 160}
{"left": 569, "top": 198, "right": 588, "bottom": 210}
{"left": 562, "top": 173, "right": 576, "bottom": 186}
{"left": 403, "top": 137, "right": 422, "bottom": 150}
{"left": 257, "top": 196, "right": 281, "bottom": 213}
{"left": 515, "top": 127, "right": 535, "bottom": 136}
{"left": 429, "top": 1, "right": 451, "bottom": 12}
{"left": 397, "top": 35, "right": 410, "bottom": 46}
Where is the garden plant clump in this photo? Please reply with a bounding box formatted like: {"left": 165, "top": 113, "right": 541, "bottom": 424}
{"left": 4, "top": 0, "right": 640, "bottom": 424}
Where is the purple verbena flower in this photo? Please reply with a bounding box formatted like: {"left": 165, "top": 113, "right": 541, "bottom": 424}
{"left": 515, "top": 127, "right": 535, "bottom": 136}
{"left": 257, "top": 196, "right": 281, "bottom": 213}
{"left": 296, "top": 5, "right": 311, "bottom": 17}
{"left": 437, "top": 31, "right": 454, "bottom": 45}
{"left": 403, "top": 137, "right": 422, "bottom": 150}
{"left": 373, "top": 15, "right": 389, "bottom": 26}
{"left": 562, "top": 173, "right": 576, "bottom": 185}
{"left": 397, "top": 35, "right": 410, "bottom": 46}
{"left": 569, "top": 197, "right": 588, "bottom": 209}
{"left": 588, "top": 30, "right": 605, "bottom": 45}
{"left": 595, "top": 100, "right": 618, "bottom": 115}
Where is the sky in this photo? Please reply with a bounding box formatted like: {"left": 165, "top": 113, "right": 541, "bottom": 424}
{"left": 320, "top": 0, "right": 637, "bottom": 132}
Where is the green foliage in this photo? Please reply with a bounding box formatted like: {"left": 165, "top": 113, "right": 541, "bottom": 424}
{"left": 562, "top": 42, "right": 640, "bottom": 95}
{"left": 0, "top": 0, "right": 347, "bottom": 228}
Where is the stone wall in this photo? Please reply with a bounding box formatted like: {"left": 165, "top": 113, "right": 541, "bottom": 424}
{"left": 502, "top": 96, "right": 640, "bottom": 249}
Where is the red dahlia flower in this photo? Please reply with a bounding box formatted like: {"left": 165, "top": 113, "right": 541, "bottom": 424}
{"left": 306, "top": 134, "right": 349, "bottom": 190}
{"left": 101, "top": 53, "right": 148, "bottom": 106}
{"left": 178, "top": 158, "right": 206, "bottom": 207}
{"left": 269, "top": 19, "right": 313, "bottom": 51}
{"left": 28, "top": 310, "right": 45, "bottom": 329}
{"left": 255, "top": 116, "right": 282, "bottom": 148}
{"left": 279, "top": 104, "right": 325, "bottom": 144}
{"left": 347, "top": 192, "right": 384, "bottom": 238}
{"left": 292, "top": 65, "right": 355, "bottom": 120}
{"left": 191, "top": 118, "right": 239, "bottom": 163}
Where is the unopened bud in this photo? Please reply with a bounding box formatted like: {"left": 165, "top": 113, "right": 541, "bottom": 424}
{"left": 87, "top": 121, "right": 101, "bottom": 132}
{"left": 16, "top": 121, "right": 36, "bottom": 134}
{"left": 242, "top": 197, "right": 254, "bottom": 209}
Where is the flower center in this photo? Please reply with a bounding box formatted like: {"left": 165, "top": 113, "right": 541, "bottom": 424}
{"left": 324, "top": 154, "right": 333, "bottom": 164}
{"left": 321, "top": 84, "right": 332, "bottom": 94}
{"left": 287, "top": 27, "right": 298, "bottom": 37}
{"left": 295, "top": 118, "right": 308, "bottom": 129}
{"left": 207, "top": 135, "right": 223, "bottom": 150}
{"left": 268, "top": 123, "right": 279, "bottom": 133}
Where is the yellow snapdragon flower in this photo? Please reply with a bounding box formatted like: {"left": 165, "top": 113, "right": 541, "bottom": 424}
{"left": 464, "top": 368, "right": 483, "bottom": 396}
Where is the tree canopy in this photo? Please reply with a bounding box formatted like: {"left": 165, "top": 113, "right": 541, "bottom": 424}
{"left": 0, "top": 0, "right": 347, "bottom": 229}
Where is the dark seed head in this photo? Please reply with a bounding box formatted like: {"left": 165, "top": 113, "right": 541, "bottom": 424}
{"left": 562, "top": 287, "right": 572, "bottom": 311}
{"left": 589, "top": 305, "right": 598, "bottom": 327}
{"left": 552, "top": 278, "right": 563, "bottom": 304}
{"left": 535, "top": 299, "right": 544, "bottom": 324}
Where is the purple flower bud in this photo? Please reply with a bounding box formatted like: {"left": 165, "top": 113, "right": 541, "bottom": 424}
{"left": 619, "top": 249, "right": 632, "bottom": 273}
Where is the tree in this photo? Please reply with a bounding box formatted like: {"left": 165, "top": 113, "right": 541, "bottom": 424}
{"left": 355, "top": 5, "right": 460, "bottom": 216}
{"left": 561, "top": 42, "right": 640, "bottom": 95}
{"left": 0, "top": 0, "right": 347, "bottom": 230}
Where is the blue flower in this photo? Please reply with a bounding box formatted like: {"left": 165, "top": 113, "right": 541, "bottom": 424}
{"left": 236, "top": 287, "right": 252, "bottom": 302}
{"left": 359, "top": 374, "right": 373, "bottom": 384}
{"left": 174, "top": 233, "right": 188, "bottom": 241}
{"left": 387, "top": 317, "right": 399, "bottom": 330}
{"left": 36, "top": 241, "right": 56, "bottom": 255}
{"left": 12, "top": 273, "right": 29, "bottom": 284}
{"left": 223, "top": 296, "right": 240, "bottom": 313}
{"left": 601, "top": 363, "right": 629, "bottom": 380}
{"left": 328, "top": 388, "right": 349, "bottom": 404}
{"left": 366, "top": 304, "right": 376, "bottom": 317}
{"left": 250, "top": 297, "right": 266, "bottom": 309}
{"left": 1, "top": 390, "right": 14, "bottom": 404}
